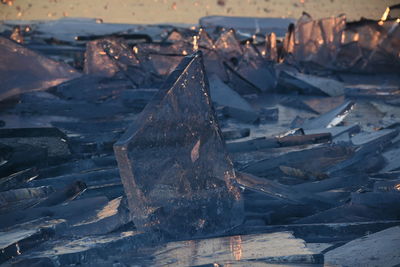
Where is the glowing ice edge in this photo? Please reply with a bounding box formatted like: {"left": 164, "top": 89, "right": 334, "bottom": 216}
{"left": 327, "top": 105, "right": 354, "bottom": 128}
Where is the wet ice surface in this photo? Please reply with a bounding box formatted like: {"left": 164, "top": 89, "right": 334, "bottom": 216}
{"left": 133, "top": 232, "right": 323, "bottom": 266}
{"left": 0, "top": 12, "right": 400, "bottom": 266}
{"left": 7, "top": 231, "right": 323, "bottom": 266}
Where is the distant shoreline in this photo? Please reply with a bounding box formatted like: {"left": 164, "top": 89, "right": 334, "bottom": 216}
{"left": 0, "top": 0, "right": 395, "bottom": 24}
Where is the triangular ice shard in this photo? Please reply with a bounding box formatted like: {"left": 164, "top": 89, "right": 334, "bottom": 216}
{"left": 197, "top": 28, "right": 214, "bottom": 50}
{"left": 214, "top": 29, "right": 243, "bottom": 63}
{"left": 84, "top": 38, "right": 123, "bottom": 77}
{"left": 114, "top": 51, "right": 244, "bottom": 239}
{"left": 0, "top": 37, "right": 80, "bottom": 101}
{"left": 84, "top": 38, "right": 160, "bottom": 87}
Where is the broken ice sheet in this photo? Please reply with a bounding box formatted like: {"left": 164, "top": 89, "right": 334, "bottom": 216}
{"left": 34, "top": 181, "right": 87, "bottom": 208}
{"left": 214, "top": 29, "right": 243, "bottom": 64}
{"left": 235, "top": 41, "right": 276, "bottom": 92}
{"left": 296, "top": 100, "right": 355, "bottom": 130}
{"left": 164, "top": 28, "right": 197, "bottom": 43}
{"left": 114, "top": 52, "right": 243, "bottom": 239}
{"left": 279, "top": 96, "right": 320, "bottom": 115}
{"left": 68, "top": 196, "right": 130, "bottom": 236}
{"left": 340, "top": 100, "right": 386, "bottom": 131}
{"left": 199, "top": 16, "right": 295, "bottom": 38}
{"left": 10, "top": 26, "right": 24, "bottom": 44}
{"left": 212, "top": 30, "right": 276, "bottom": 93}
{"left": 293, "top": 14, "right": 346, "bottom": 69}
{"left": 259, "top": 107, "right": 279, "bottom": 122}
{"left": 7, "top": 230, "right": 152, "bottom": 266}
{"left": 224, "top": 62, "right": 261, "bottom": 95}
{"left": 0, "top": 127, "right": 70, "bottom": 159}
{"left": 344, "top": 84, "right": 400, "bottom": 99}
{"left": 0, "top": 37, "right": 80, "bottom": 101}
{"left": 195, "top": 28, "right": 230, "bottom": 80}
{"left": 84, "top": 38, "right": 161, "bottom": 87}
{"left": 0, "top": 219, "right": 66, "bottom": 264}
{"left": 222, "top": 128, "right": 250, "bottom": 141}
{"left": 147, "top": 53, "right": 186, "bottom": 77}
{"left": 338, "top": 18, "right": 400, "bottom": 73}
{"left": 325, "top": 226, "right": 400, "bottom": 267}
{"left": 381, "top": 147, "right": 400, "bottom": 172}
{"left": 292, "top": 12, "right": 400, "bottom": 73}
{"left": 0, "top": 196, "right": 110, "bottom": 229}
{"left": 278, "top": 70, "right": 345, "bottom": 96}
{"left": 208, "top": 74, "right": 255, "bottom": 112}
{"left": 84, "top": 38, "right": 125, "bottom": 77}
{"left": 14, "top": 91, "right": 129, "bottom": 120}
{"left": 208, "top": 72, "right": 260, "bottom": 124}
{"left": 0, "top": 168, "right": 39, "bottom": 192}
{"left": 55, "top": 75, "right": 134, "bottom": 103}
{"left": 197, "top": 28, "right": 214, "bottom": 50}
{"left": 236, "top": 143, "right": 355, "bottom": 179}
{"left": 149, "top": 232, "right": 322, "bottom": 266}
{"left": 373, "top": 179, "right": 400, "bottom": 192}
{"left": 0, "top": 144, "right": 46, "bottom": 179}
{"left": 0, "top": 186, "right": 54, "bottom": 214}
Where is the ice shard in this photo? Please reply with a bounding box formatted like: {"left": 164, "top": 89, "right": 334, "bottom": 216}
{"left": 197, "top": 29, "right": 229, "bottom": 82}
{"left": 299, "top": 100, "right": 355, "bottom": 130}
{"left": 84, "top": 38, "right": 121, "bottom": 77}
{"left": 208, "top": 74, "right": 259, "bottom": 123}
{"left": 35, "top": 181, "right": 87, "bottom": 207}
{"left": 84, "top": 38, "right": 161, "bottom": 87}
{"left": 293, "top": 14, "right": 346, "bottom": 69}
{"left": 114, "top": 51, "right": 244, "bottom": 238}
{"left": 0, "top": 186, "right": 53, "bottom": 214}
{"left": 0, "top": 37, "right": 80, "bottom": 101}
{"left": 214, "top": 29, "right": 243, "bottom": 64}
{"left": 235, "top": 41, "right": 276, "bottom": 92}
{"left": 208, "top": 74, "right": 254, "bottom": 112}
{"left": 197, "top": 28, "right": 214, "bottom": 49}
{"left": 278, "top": 70, "right": 345, "bottom": 96}
{"left": 264, "top": 32, "right": 278, "bottom": 61}
{"left": 291, "top": 11, "right": 400, "bottom": 73}
{"left": 0, "top": 168, "right": 39, "bottom": 192}
{"left": 337, "top": 17, "right": 400, "bottom": 73}
{"left": 10, "top": 26, "right": 24, "bottom": 44}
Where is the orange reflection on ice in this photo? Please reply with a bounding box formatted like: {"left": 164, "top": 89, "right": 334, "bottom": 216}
{"left": 229, "top": 235, "right": 242, "bottom": 261}
{"left": 381, "top": 7, "right": 390, "bottom": 21}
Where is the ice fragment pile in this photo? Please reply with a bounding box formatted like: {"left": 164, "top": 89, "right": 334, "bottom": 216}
{"left": 0, "top": 7, "right": 400, "bottom": 266}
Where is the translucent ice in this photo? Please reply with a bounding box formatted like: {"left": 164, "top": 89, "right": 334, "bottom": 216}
{"left": 0, "top": 37, "right": 80, "bottom": 101}
{"left": 114, "top": 51, "right": 244, "bottom": 239}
